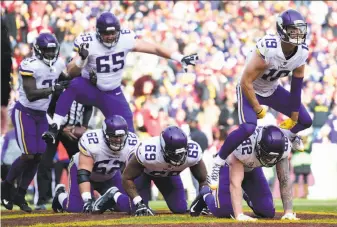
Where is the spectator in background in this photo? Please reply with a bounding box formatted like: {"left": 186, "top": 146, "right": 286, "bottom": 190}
{"left": 316, "top": 105, "right": 337, "bottom": 144}
{"left": 309, "top": 94, "right": 331, "bottom": 140}
{"left": 5, "top": 2, "right": 28, "bottom": 45}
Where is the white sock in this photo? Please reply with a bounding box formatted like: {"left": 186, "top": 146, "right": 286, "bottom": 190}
{"left": 113, "top": 192, "right": 122, "bottom": 203}
{"left": 53, "top": 114, "right": 64, "bottom": 129}
{"left": 214, "top": 155, "right": 227, "bottom": 166}
{"left": 58, "top": 192, "right": 68, "bottom": 208}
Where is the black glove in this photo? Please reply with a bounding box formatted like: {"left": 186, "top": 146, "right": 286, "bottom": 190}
{"left": 52, "top": 81, "right": 70, "bottom": 92}
{"left": 89, "top": 68, "right": 97, "bottom": 86}
{"left": 82, "top": 199, "right": 95, "bottom": 213}
{"left": 79, "top": 43, "right": 89, "bottom": 60}
{"left": 134, "top": 201, "right": 154, "bottom": 216}
{"left": 181, "top": 53, "right": 198, "bottom": 72}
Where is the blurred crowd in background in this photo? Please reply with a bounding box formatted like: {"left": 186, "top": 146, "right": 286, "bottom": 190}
{"left": 1, "top": 1, "right": 337, "bottom": 199}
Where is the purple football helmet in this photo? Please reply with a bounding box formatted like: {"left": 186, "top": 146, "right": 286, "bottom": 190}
{"left": 256, "top": 126, "right": 286, "bottom": 167}
{"left": 96, "top": 12, "right": 121, "bottom": 48}
{"left": 276, "top": 9, "right": 307, "bottom": 46}
{"left": 160, "top": 126, "right": 188, "bottom": 166}
{"left": 33, "top": 33, "right": 60, "bottom": 66}
{"left": 102, "top": 115, "right": 128, "bottom": 153}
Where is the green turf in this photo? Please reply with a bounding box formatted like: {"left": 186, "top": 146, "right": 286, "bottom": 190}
{"left": 148, "top": 199, "right": 337, "bottom": 213}
{"left": 2, "top": 199, "right": 337, "bottom": 213}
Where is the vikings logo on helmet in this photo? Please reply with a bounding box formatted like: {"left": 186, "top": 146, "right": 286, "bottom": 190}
{"left": 160, "top": 126, "right": 188, "bottom": 166}
{"left": 256, "top": 126, "right": 286, "bottom": 167}
{"left": 33, "top": 33, "right": 60, "bottom": 67}
{"left": 96, "top": 12, "right": 121, "bottom": 48}
{"left": 276, "top": 9, "right": 307, "bottom": 46}
{"left": 102, "top": 115, "right": 128, "bottom": 154}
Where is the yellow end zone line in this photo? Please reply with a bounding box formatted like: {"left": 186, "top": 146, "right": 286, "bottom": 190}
{"left": 2, "top": 210, "right": 337, "bottom": 219}
{"left": 1, "top": 212, "right": 73, "bottom": 220}
{"left": 17, "top": 217, "right": 337, "bottom": 227}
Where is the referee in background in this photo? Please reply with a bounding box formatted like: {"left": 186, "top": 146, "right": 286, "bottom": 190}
{"left": 35, "top": 78, "right": 93, "bottom": 210}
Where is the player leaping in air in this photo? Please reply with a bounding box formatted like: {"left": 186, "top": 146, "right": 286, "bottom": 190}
{"left": 42, "top": 12, "right": 198, "bottom": 144}
{"left": 208, "top": 9, "right": 312, "bottom": 189}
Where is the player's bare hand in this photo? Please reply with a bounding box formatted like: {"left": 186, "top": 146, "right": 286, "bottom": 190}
{"left": 231, "top": 213, "right": 258, "bottom": 222}
{"left": 181, "top": 54, "right": 198, "bottom": 72}
{"left": 281, "top": 213, "right": 300, "bottom": 220}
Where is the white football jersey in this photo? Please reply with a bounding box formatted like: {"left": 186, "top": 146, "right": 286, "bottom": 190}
{"left": 18, "top": 56, "right": 65, "bottom": 111}
{"left": 230, "top": 126, "right": 291, "bottom": 172}
{"left": 74, "top": 129, "right": 140, "bottom": 182}
{"left": 135, "top": 137, "right": 203, "bottom": 177}
{"left": 73, "top": 29, "right": 137, "bottom": 91}
{"left": 242, "top": 34, "right": 309, "bottom": 97}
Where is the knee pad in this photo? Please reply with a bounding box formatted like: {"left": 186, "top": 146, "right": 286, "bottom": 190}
{"left": 240, "top": 123, "right": 256, "bottom": 137}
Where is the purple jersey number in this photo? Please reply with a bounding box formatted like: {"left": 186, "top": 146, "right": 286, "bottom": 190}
{"left": 145, "top": 145, "right": 156, "bottom": 161}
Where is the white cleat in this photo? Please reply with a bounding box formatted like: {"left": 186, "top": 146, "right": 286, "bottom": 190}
{"left": 290, "top": 135, "right": 304, "bottom": 152}
{"left": 207, "top": 163, "right": 222, "bottom": 190}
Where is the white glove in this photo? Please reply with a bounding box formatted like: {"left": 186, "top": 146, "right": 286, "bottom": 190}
{"left": 281, "top": 213, "right": 300, "bottom": 220}
{"left": 231, "top": 213, "right": 258, "bottom": 222}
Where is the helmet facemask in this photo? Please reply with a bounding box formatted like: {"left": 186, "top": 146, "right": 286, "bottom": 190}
{"left": 97, "top": 28, "right": 120, "bottom": 48}
{"left": 102, "top": 122, "right": 128, "bottom": 154}
{"left": 282, "top": 24, "right": 307, "bottom": 46}
{"left": 34, "top": 42, "right": 60, "bottom": 67}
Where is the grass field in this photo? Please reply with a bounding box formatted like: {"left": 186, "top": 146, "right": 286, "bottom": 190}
{"left": 1, "top": 199, "right": 337, "bottom": 227}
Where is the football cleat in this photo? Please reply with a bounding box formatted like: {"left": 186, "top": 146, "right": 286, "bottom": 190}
{"left": 290, "top": 135, "right": 304, "bottom": 152}
{"left": 1, "top": 181, "right": 14, "bottom": 210}
{"left": 52, "top": 184, "right": 66, "bottom": 213}
{"left": 207, "top": 163, "right": 222, "bottom": 190}
{"left": 13, "top": 193, "right": 32, "bottom": 213}
{"left": 92, "top": 186, "right": 119, "bottom": 214}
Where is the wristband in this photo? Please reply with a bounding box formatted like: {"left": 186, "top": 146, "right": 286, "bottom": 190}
{"left": 81, "top": 192, "right": 92, "bottom": 202}
{"left": 170, "top": 52, "right": 184, "bottom": 62}
{"left": 133, "top": 196, "right": 142, "bottom": 205}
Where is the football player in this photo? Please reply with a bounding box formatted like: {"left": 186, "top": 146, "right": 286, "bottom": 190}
{"left": 42, "top": 12, "right": 198, "bottom": 144}
{"left": 190, "top": 126, "right": 299, "bottom": 222}
{"left": 52, "top": 115, "right": 139, "bottom": 213}
{"left": 121, "top": 126, "right": 208, "bottom": 216}
{"left": 208, "top": 9, "right": 312, "bottom": 189}
{"left": 1, "top": 33, "right": 68, "bottom": 212}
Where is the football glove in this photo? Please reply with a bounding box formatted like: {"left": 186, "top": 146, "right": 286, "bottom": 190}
{"left": 82, "top": 199, "right": 95, "bottom": 213}
{"left": 89, "top": 68, "right": 97, "bottom": 86}
{"left": 256, "top": 107, "right": 267, "bottom": 119}
{"left": 134, "top": 201, "right": 154, "bottom": 216}
{"left": 52, "top": 81, "right": 70, "bottom": 92}
{"left": 181, "top": 53, "right": 198, "bottom": 72}
{"left": 79, "top": 43, "right": 89, "bottom": 60}
{"left": 231, "top": 213, "right": 258, "bottom": 222}
{"left": 281, "top": 212, "right": 300, "bottom": 220}
{"left": 279, "top": 118, "right": 297, "bottom": 130}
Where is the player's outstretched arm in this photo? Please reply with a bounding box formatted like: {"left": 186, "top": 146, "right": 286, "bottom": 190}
{"left": 122, "top": 154, "right": 144, "bottom": 200}
{"left": 190, "top": 159, "right": 208, "bottom": 189}
{"left": 132, "top": 39, "right": 198, "bottom": 72}
{"left": 228, "top": 154, "right": 246, "bottom": 219}
{"left": 240, "top": 51, "right": 268, "bottom": 118}
{"left": 276, "top": 158, "right": 294, "bottom": 214}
